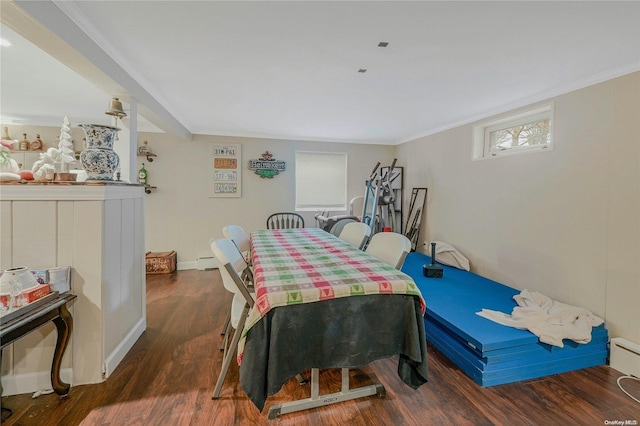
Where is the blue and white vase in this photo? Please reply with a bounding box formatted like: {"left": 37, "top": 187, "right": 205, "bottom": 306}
{"left": 78, "top": 123, "right": 120, "bottom": 181}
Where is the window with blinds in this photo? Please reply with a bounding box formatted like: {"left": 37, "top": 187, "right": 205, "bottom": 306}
{"left": 295, "top": 151, "right": 347, "bottom": 211}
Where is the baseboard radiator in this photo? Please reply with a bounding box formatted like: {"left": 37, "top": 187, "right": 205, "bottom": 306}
{"left": 610, "top": 337, "right": 640, "bottom": 377}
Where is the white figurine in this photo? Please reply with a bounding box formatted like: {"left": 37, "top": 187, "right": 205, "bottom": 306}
{"left": 32, "top": 147, "right": 59, "bottom": 181}
{"left": 57, "top": 116, "right": 75, "bottom": 172}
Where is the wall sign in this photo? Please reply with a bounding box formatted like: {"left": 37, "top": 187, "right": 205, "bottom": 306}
{"left": 248, "top": 151, "right": 286, "bottom": 179}
{"left": 210, "top": 144, "right": 241, "bottom": 197}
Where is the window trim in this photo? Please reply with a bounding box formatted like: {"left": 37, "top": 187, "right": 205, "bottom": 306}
{"left": 472, "top": 103, "right": 554, "bottom": 160}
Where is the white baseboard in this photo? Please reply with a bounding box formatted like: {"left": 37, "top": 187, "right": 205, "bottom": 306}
{"left": 178, "top": 260, "right": 219, "bottom": 271}
{"left": 178, "top": 261, "right": 197, "bottom": 270}
{"left": 103, "top": 318, "right": 146, "bottom": 378}
{"left": 1, "top": 368, "right": 73, "bottom": 397}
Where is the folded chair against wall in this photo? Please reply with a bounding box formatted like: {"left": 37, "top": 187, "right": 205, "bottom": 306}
{"left": 266, "top": 212, "right": 305, "bottom": 229}
{"left": 210, "top": 238, "right": 255, "bottom": 399}
{"left": 338, "top": 222, "right": 371, "bottom": 250}
{"left": 365, "top": 232, "right": 412, "bottom": 269}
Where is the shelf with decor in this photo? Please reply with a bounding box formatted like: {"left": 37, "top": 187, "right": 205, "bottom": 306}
{"left": 144, "top": 185, "right": 157, "bottom": 194}
{"left": 136, "top": 140, "right": 155, "bottom": 162}
{"left": 137, "top": 152, "right": 157, "bottom": 162}
{"left": 136, "top": 141, "right": 155, "bottom": 193}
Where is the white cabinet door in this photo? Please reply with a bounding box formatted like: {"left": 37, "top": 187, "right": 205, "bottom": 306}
{"left": 10, "top": 152, "right": 41, "bottom": 170}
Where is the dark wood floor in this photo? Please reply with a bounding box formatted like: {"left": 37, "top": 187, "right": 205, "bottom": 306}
{"left": 1, "top": 269, "right": 638, "bottom": 425}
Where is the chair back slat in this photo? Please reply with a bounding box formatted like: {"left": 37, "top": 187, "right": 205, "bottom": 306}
{"left": 266, "top": 212, "right": 305, "bottom": 229}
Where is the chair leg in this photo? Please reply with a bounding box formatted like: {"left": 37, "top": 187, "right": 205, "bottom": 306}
{"left": 220, "top": 319, "right": 232, "bottom": 351}
{"left": 212, "top": 305, "right": 249, "bottom": 399}
{"left": 295, "top": 373, "right": 308, "bottom": 385}
{"left": 220, "top": 309, "right": 230, "bottom": 336}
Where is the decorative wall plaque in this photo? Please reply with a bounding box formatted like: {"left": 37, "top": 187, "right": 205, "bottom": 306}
{"left": 210, "top": 144, "right": 241, "bottom": 197}
{"left": 248, "top": 151, "right": 286, "bottom": 179}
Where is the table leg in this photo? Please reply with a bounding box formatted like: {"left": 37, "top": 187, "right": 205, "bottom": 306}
{"left": 267, "top": 369, "right": 386, "bottom": 419}
{"left": 51, "top": 304, "right": 73, "bottom": 396}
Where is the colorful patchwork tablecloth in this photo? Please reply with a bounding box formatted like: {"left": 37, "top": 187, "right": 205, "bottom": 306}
{"left": 237, "top": 228, "right": 425, "bottom": 363}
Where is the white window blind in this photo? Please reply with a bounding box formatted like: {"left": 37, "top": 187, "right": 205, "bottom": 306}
{"left": 295, "top": 151, "right": 347, "bottom": 211}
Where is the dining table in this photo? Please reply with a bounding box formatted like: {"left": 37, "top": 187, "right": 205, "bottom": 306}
{"left": 237, "top": 228, "right": 428, "bottom": 418}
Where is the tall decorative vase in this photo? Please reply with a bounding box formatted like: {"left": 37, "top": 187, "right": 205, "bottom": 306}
{"left": 78, "top": 123, "right": 120, "bottom": 181}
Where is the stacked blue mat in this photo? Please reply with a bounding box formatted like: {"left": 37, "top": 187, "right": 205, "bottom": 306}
{"left": 402, "top": 252, "right": 609, "bottom": 386}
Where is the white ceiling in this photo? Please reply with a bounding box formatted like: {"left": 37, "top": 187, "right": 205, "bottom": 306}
{"left": 2, "top": 1, "right": 639, "bottom": 145}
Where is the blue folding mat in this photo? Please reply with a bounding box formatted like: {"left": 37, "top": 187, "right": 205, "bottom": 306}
{"left": 402, "top": 252, "right": 609, "bottom": 386}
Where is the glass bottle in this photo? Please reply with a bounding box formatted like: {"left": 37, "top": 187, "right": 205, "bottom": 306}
{"left": 19, "top": 133, "right": 30, "bottom": 151}
{"left": 30, "top": 134, "right": 44, "bottom": 151}
{"left": 138, "top": 163, "right": 148, "bottom": 185}
{"left": 1, "top": 127, "right": 11, "bottom": 140}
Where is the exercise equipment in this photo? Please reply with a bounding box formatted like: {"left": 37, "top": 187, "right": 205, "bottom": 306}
{"left": 362, "top": 159, "right": 403, "bottom": 234}
{"left": 404, "top": 187, "right": 428, "bottom": 252}
{"left": 314, "top": 197, "right": 363, "bottom": 235}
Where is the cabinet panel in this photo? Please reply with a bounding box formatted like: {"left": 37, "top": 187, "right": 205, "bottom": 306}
{"left": 10, "top": 152, "right": 41, "bottom": 171}
{"left": 12, "top": 201, "right": 57, "bottom": 267}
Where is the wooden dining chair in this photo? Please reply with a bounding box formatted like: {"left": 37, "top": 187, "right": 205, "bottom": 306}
{"left": 338, "top": 222, "right": 371, "bottom": 250}
{"left": 266, "top": 212, "right": 305, "bottom": 229}
{"left": 210, "top": 238, "right": 255, "bottom": 399}
{"left": 365, "top": 232, "right": 412, "bottom": 269}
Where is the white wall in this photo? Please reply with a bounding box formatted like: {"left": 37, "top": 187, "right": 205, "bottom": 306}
{"left": 137, "top": 133, "right": 395, "bottom": 266}
{"left": 396, "top": 72, "right": 639, "bottom": 343}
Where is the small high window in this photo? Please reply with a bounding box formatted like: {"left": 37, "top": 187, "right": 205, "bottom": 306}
{"left": 473, "top": 104, "right": 553, "bottom": 159}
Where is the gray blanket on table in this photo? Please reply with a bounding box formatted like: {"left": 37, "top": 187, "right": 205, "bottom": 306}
{"left": 239, "top": 294, "right": 428, "bottom": 411}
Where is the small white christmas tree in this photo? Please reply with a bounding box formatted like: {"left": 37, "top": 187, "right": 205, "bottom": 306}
{"left": 57, "top": 116, "right": 75, "bottom": 172}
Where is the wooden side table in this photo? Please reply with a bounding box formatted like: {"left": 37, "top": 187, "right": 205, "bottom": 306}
{"left": 1, "top": 293, "right": 77, "bottom": 396}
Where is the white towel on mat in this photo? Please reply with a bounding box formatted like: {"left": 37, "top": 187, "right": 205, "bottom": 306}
{"left": 476, "top": 289, "right": 604, "bottom": 348}
{"left": 430, "top": 241, "right": 470, "bottom": 271}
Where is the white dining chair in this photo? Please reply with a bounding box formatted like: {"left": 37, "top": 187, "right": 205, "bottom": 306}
{"left": 222, "top": 224, "right": 250, "bottom": 261}
{"left": 210, "top": 238, "right": 255, "bottom": 399}
{"left": 219, "top": 225, "right": 254, "bottom": 342}
{"left": 365, "top": 232, "right": 412, "bottom": 269}
{"left": 338, "top": 222, "right": 371, "bottom": 250}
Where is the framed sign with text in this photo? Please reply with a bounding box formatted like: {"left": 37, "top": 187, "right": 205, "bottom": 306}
{"left": 209, "top": 144, "right": 241, "bottom": 198}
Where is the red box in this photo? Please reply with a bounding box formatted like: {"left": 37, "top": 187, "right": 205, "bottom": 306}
{"left": 0, "top": 284, "right": 50, "bottom": 308}
{"left": 22, "top": 284, "right": 51, "bottom": 303}
{"left": 0, "top": 293, "right": 8, "bottom": 308}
